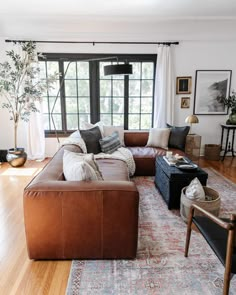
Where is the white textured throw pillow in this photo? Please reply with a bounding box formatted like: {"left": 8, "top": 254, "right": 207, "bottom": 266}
{"left": 146, "top": 128, "right": 170, "bottom": 149}
{"left": 67, "top": 130, "right": 87, "bottom": 153}
{"left": 103, "top": 125, "right": 125, "bottom": 146}
{"left": 63, "top": 150, "right": 102, "bottom": 181}
{"left": 185, "top": 177, "right": 205, "bottom": 200}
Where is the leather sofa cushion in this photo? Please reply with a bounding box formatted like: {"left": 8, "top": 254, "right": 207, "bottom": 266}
{"left": 128, "top": 146, "right": 186, "bottom": 176}
{"left": 97, "top": 159, "right": 129, "bottom": 181}
{"left": 124, "top": 132, "right": 149, "bottom": 147}
{"left": 128, "top": 146, "right": 166, "bottom": 158}
{"left": 128, "top": 146, "right": 185, "bottom": 159}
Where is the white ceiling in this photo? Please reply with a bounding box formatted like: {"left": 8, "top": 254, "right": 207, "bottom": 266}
{"left": 1, "top": 0, "right": 236, "bottom": 41}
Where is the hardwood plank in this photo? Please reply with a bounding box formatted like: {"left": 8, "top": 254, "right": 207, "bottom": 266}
{"left": 199, "top": 156, "right": 236, "bottom": 183}
{"left": 0, "top": 156, "right": 235, "bottom": 294}
{"left": 0, "top": 159, "right": 71, "bottom": 295}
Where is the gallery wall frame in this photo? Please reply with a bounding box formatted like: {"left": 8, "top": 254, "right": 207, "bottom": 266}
{"left": 176, "top": 76, "right": 192, "bottom": 94}
{"left": 181, "top": 97, "right": 190, "bottom": 108}
{"left": 193, "top": 70, "right": 232, "bottom": 115}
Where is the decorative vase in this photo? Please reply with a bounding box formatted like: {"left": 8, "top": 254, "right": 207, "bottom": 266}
{"left": 6, "top": 148, "right": 27, "bottom": 167}
{"left": 228, "top": 112, "right": 236, "bottom": 125}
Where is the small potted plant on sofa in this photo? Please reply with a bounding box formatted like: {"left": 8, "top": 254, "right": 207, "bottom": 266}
{"left": 0, "top": 41, "right": 57, "bottom": 167}
{"left": 223, "top": 92, "right": 236, "bottom": 125}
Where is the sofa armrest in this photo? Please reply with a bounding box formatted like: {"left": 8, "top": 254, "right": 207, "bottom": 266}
{"left": 23, "top": 180, "right": 139, "bottom": 259}
{"left": 24, "top": 180, "right": 137, "bottom": 192}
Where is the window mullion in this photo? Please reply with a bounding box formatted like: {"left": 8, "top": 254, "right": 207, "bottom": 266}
{"left": 90, "top": 61, "right": 100, "bottom": 123}
{"left": 75, "top": 62, "right": 80, "bottom": 129}
{"left": 139, "top": 62, "right": 142, "bottom": 130}
{"left": 124, "top": 74, "right": 129, "bottom": 130}
{"left": 59, "top": 61, "right": 67, "bottom": 133}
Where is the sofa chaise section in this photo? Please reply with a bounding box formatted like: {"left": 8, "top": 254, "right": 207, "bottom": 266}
{"left": 24, "top": 145, "right": 139, "bottom": 259}
{"left": 124, "top": 131, "right": 186, "bottom": 176}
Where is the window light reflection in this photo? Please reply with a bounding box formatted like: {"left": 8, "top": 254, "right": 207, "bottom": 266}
{"left": 1, "top": 168, "right": 39, "bottom": 176}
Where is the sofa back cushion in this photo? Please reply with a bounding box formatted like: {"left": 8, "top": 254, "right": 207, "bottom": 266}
{"left": 124, "top": 132, "right": 149, "bottom": 147}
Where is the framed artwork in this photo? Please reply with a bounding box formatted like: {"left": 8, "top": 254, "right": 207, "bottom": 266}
{"left": 176, "top": 76, "right": 192, "bottom": 94}
{"left": 181, "top": 97, "right": 190, "bottom": 108}
{"left": 193, "top": 70, "right": 232, "bottom": 115}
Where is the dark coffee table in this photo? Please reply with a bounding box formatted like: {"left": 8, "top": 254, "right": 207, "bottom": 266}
{"left": 155, "top": 156, "right": 208, "bottom": 210}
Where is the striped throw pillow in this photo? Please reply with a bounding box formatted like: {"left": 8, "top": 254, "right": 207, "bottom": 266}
{"left": 99, "top": 131, "right": 121, "bottom": 154}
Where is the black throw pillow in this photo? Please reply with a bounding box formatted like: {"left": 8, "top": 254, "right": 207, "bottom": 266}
{"left": 166, "top": 123, "right": 190, "bottom": 151}
{"left": 80, "top": 126, "right": 102, "bottom": 154}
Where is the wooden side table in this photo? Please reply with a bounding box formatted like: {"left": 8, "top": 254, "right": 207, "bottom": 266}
{"left": 220, "top": 124, "right": 236, "bottom": 160}
{"left": 185, "top": 134, "right": 201, "bottom": 161}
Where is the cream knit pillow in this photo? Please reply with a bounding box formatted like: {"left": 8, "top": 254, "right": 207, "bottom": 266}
{"left": 146, "top": 128, "right": 171, "bottom": 150}
{"left": 63, "top": 150, "right": 102, "bottom": 181}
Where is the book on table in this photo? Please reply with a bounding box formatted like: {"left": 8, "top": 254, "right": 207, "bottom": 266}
{"left": 163, "top": 156, "right": 189, "bottom": 167}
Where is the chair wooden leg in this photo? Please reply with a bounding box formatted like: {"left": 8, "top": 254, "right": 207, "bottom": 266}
{"left": 185, "top": 207, "right": 194, "bottom": 257}
{"left": 223, "top": 269, "right": 231, "bottom": 295}
{"left": 223, "top": 229, "right": 234, "bottom": 295}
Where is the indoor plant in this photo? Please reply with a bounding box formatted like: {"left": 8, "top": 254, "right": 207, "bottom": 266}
{"left": 0, "top": 41, "right": 57, "bottom": 167}
{"left": 223, "top": 92, "right": 236, "bottom": 125}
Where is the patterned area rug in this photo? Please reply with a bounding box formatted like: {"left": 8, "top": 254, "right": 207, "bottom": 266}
{"left": 66, "top": 168, "right": 236, "bottom": 295}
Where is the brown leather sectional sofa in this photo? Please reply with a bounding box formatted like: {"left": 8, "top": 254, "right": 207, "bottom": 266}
{"left": 23, "top": 131, "right": 185, "bottom": 260}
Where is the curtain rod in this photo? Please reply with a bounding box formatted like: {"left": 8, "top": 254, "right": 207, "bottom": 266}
{"left": 5, "top": 39, "right": 179, "bottom": 46}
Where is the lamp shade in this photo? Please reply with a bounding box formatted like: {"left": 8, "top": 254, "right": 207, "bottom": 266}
{"left": 104, "top": 64, "right": 133, "bottom": 76}
{"left": 185, "top": 115, "right": 199, "bottom": 124}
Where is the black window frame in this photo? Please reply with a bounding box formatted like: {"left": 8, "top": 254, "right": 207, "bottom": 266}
{"left": 39, "top": 53, "right": 157, "bottom": 137}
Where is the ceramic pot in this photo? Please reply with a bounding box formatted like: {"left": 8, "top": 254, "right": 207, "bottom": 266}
{"left": 228, "top": 112, "right": 236, "bottom": 125}
{"left": 6, "top": 148, "right": 27, "bottom": 167}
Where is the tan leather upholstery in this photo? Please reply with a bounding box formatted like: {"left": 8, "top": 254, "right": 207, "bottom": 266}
{"left": 97, "top": 159, "right": 129, "bottom": 181}
{"left": 124, "top": 131, "right": 149, "bottom": 147}
{"left": 24, "top": 145, "right": 139, "bottom": 259}
{"left": 125, "top": 132, "right": 185, "bottom": 176}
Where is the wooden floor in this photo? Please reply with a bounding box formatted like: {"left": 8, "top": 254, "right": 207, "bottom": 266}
{"left": 0, "top": 156, "right": 236, "bottom": 295}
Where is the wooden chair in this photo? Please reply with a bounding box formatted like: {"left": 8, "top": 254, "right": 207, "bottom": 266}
{"left": 185, "top": 204, "right": 236, "bottom": 295}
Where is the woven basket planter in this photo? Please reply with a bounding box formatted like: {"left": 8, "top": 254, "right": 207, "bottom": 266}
{"left": 204, "top": 144, "right": 221, "bottom": 161}
{"left": 180, "top": 186, "right": 221, "bottom": 223}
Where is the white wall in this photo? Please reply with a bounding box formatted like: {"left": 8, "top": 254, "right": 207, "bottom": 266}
{"left": 0, "top": 37, "right": 235, "bottom": 156}
{"left": 174, "top": 41, "right": 236, "bottom": 154}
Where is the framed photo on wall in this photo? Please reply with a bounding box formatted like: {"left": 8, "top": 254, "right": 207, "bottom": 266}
{"left": 193, "top": 70, "right": 232, "bottom": 115}
{"left": 176, "top": 76, "right": 192, "bottom": 94}
{"left": 181, "top": 97, "right": 190, "bottom": 108}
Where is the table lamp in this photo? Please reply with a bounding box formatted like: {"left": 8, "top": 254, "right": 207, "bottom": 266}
{"left": 185, "top": 115, "right": 199, "bottom": 134}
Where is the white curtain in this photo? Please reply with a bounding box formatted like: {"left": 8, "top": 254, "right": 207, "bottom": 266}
{"left": 153, "top": 45, "right": 175, "bottom": 128}
{"left": 26, "top": 45, "right": 45, "bottom": 161}
{"left": 27, "top": 101, "right": 45, "bottom": 160}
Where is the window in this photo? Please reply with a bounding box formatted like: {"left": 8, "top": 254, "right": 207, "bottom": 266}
{"left": 64, "top": 62, "right": 91, "bottom": 129}
{"left": 99, "top": 61, "right": 125, "bottom": 126}
{"left": 128, "top": 62, "right": 154, "bottom": 129}
{"left": 39, "top": 54, "right": 156, "bottom": 136}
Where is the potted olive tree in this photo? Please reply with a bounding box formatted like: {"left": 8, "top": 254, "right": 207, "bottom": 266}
{"left": 0, "top": 41, "right": 57, "bottom": 167}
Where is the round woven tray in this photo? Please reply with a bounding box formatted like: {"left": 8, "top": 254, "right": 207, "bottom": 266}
{"left": 180, "top": 186, "right": 221, "bottom": 223}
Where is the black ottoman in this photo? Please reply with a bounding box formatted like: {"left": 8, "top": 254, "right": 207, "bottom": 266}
{"left": 155, "top": 156, "right": 208, "bottom": 210}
